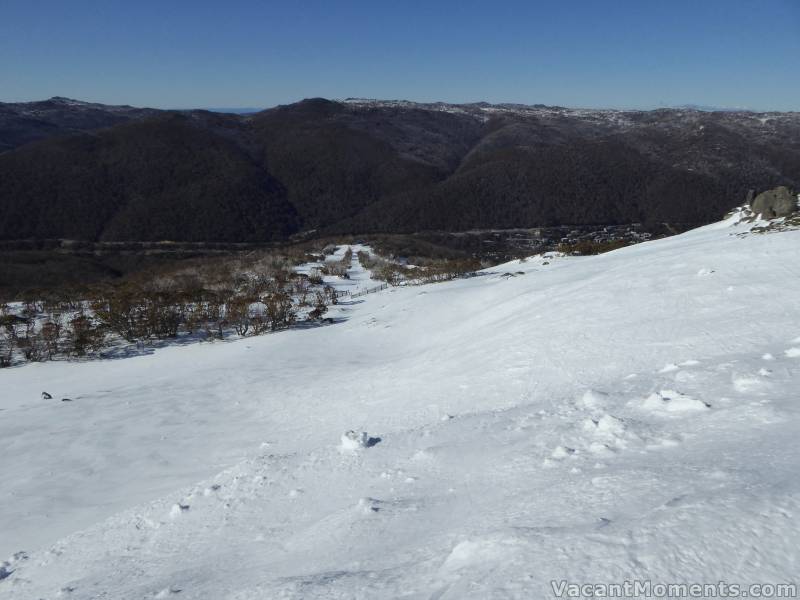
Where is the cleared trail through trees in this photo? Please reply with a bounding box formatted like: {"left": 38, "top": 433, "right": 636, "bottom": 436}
{"left": 349, "top": 283, "right": 389, "bottom": 298}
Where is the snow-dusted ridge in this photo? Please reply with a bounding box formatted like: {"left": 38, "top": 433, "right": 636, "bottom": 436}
{"left": 340, "top": 97, "right": 640, "bottom": 127}
{"left": 340, "top": 97, "right": 799, "bottom": 124}
{"left": 336, "top": 98, "right": 800, "bottom": 141}
{"left": 2, "top": 217, "right": 800, "bottom": 598}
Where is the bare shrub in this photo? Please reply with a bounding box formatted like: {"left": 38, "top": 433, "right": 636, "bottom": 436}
{"left": 307, "top": 290, "right": 329, "bottom": 321}
{"left": 66, "top": 314, "right": 106, "bottom": 356}
{"left": 264, "top": 291, "right": 296, "bottom": 331}
{"left": 226, "top": 296, "right": 252, "bottom": 336}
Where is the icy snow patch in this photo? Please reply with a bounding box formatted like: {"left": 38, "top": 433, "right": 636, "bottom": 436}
{"left": 642, "top": 389, "right": 710, "bottom": 412}
{"left": 732, "top": 376, "right": 764, "bottom": 393}
{"left": 577, "top": 389, "right": 608, "bottom": 409}
{"left": 585, "top": 414, "right": 627, "bottom": 437}
{"left": 441, "top": 538, "right": 521, "bottom": 572}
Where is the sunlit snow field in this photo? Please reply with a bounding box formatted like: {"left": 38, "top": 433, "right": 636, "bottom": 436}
{"left": 2, "top": 218, "right": 799, "bottom": 599}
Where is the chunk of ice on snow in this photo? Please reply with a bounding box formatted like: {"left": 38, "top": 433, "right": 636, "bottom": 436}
{"left": 551, "top": 445, "right": 576, "bottom": 459}
{"left": 169, "top": 503, "right": 189, "bottom": 518}
{"left": 595, "top": 414, "right": 626, "bottom": 435}
{"left": 340, "top": 430, "right": 369, "bottom": 451}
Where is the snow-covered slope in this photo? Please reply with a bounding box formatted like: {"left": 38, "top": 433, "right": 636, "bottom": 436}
{"left": 2, "top": 219, "right": 800, "bottom": 599}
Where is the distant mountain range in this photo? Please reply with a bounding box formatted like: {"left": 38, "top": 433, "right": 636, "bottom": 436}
{"left": 0, "top": 97, "right": 160, "bottom": 153}
{"left": 0, "top": 96, "right": 798, "bottom": 242}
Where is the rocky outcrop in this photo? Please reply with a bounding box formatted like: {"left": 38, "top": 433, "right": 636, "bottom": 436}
{"left": 751, "top": 186, "right": 798, "bottom": 218}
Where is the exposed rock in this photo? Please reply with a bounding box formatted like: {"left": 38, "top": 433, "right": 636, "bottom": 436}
{"left": 751, "top": 186, "right": 797, "bottom": 218}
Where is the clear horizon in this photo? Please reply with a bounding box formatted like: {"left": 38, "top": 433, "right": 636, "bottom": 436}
{"left": 2, "top": 0, "right": 799, "bottom": 112}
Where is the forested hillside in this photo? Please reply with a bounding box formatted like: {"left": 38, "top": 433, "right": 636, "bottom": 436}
{"left": 1, "top": 97, "right": 798, "bottom": 242}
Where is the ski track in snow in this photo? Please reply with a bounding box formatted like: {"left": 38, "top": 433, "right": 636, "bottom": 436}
{"left": 1, "top": 224, "right": 800, "bottom": 598}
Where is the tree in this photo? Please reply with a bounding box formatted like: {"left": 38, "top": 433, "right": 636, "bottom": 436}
{"left": 67, "top": 314, "right": 106, "bottom": 356}
{"left": 226, "top": 296, "right": 252, "bottom": 336}
{"left": 308, "top": 290, "right": 329, "bottom": 321}
{"left": 264, "top": 291, "right": 296, "bottom": 331}
{"left": 91, "top": 285, "right": 147, "bottom": 342}
{"left": 293, "top": 276, "right": 312, "bottom": 306}
{"left": 0, "top": 325, "right": 14, "bottom": 367}
{"left": 41, "top": 319, "right": 62, "bottom": 359}
{"left": 197, "top": 291, "right": 227, "bottom": 340}
{"left": 16, "top": 319, "right": 44, "bottom": 362}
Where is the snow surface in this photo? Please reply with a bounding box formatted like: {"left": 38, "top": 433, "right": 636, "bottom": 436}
{"left": 2, "top": 220, "right": 800, "bottom": 598}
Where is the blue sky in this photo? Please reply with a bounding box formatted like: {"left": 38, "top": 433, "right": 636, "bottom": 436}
{"left": 1, "top": 0, "right": 798, "bottom": 110}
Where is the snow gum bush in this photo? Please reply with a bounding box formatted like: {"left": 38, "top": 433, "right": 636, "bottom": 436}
{"left": 0, "top": 245, "right": 349, "bottom": 365}
{"left": 66, "top": 314, "right": 106, "bottom": 356}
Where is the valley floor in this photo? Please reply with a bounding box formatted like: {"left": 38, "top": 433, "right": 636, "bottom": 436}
{"left": 1, "top": 218, "right": 799, "bottom": 599}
